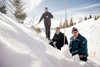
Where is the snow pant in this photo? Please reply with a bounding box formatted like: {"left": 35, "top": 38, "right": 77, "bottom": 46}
{"left": 44, "top": 23, "right": 51, "bottom": 39}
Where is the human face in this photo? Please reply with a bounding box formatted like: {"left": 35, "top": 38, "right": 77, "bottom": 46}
{"left": 45, "top": 9, "right": 48, "bottom": 13}
{"left": 72, "top": 31, "right": 79, "bottom": 38}
{"left": 56, "top": 29, "right": 60, "bottom": 34}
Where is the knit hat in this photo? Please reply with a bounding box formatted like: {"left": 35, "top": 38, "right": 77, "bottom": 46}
{"left": 45, "top": 7, "right": 48, "bottom": 9}
{"left": 72, "top": 27, "right": 78, "bottom": 33}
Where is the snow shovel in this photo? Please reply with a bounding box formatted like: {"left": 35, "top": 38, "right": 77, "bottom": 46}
{"left": 50, "top": 40, "right": 57, "bottom": 48}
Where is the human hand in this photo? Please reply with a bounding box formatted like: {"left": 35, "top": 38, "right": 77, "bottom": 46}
{"left": 38, "top": 22, "right": 40, "bottom": 24}
{"left": 46, "top": 16, "right": 48, "bottom": 18}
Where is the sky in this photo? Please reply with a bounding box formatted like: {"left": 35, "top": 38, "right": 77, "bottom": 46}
{"left": 23, "top": 0, "right": 100, "bottom": 26}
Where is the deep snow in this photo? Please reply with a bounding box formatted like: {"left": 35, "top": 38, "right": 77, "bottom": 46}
{"left": 0, "top": 13, "right": 100, "bottom": 67}
{"left": 48, "top": 18, "right": 100, "bottom": 65}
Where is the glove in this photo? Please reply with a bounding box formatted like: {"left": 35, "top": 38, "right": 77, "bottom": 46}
{"left": 53, "top": 42, "right": 56, "bottom": 45}
{"left": 46, "top": 16, "right": 48, "bottom": 18}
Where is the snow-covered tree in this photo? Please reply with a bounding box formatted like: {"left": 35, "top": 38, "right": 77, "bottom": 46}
{"left": 13, "top": 0, "right": 27, "bottom": 23}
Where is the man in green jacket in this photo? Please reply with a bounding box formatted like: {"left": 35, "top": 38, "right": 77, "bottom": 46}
{"left": 69, "top": 27, "right": 88, "bottom": 61}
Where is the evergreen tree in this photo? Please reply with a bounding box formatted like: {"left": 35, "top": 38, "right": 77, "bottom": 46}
{"left": 0, "top": 6, "right": 6, "bottom": 14}
{"left": 63, "top": 20, "right": 68, "bottom": 28}
{"left": 84, "top": 17, "right": 87, "bottom": 21}
{"left": 78, "top": 18, "right": 82, "bottom": 23}
{"left": 70, "top": 18, "right": 73, "bottom": 26}
{"left": 66, "top": 20, "right": 68, "bottom": 27}
{"left": 94, "top": 16, "right": 97, "bottom": 20}
{"left": 88, "top": 15, "right": 92, "bottom": 19}
{"left": 59, "top": 18, "right": 63, "bottom": 28}
{"left": 97, "top": 16, "right": 99, "bottom": 20}
{"left": 63, "top": 22, "right": 65, "bottom": 28}
{"left": 99, "top": 15, "right": 100, "bottom": 18}
{"left": 13, "top": 0, "right": 27, "bottom": 23}
{"left": 73, "top": 22, "right": 76, "bottom": 25}
{"left": 0, "top": 0, "right": 6, "bottom": 14}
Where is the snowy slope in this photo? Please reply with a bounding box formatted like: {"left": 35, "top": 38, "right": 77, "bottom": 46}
{"left": 49, "top": 18, "right": 100, "bottom": 65}
{"left": 0, "top": 13, "right": 99, "bottom": 67}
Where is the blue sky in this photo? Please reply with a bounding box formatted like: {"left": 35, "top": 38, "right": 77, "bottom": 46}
{"left": 24, "top": 0, "right": 100, "bottom": 24}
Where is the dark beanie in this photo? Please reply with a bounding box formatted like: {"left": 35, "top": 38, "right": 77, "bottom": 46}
{"left": 45, "top": 7, "right": 48, "bottom": 9}
{"left": 72, "top": 27, "right": 78, "bottom": 33}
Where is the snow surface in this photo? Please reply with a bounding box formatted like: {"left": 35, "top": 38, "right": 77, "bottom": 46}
{"left": 48, "top": 18, "right": 100, "bottom": 65}
{"left": 0, "top": 12, "right": 100, "bottom": 67}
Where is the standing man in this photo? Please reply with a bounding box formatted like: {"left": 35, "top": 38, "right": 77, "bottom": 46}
{"left": 69, "top": 27, "right": 88, "bottom": 61}
{"left": 38, "top": 7, "right": 53, "bottom": 40}
{"left": 49, "top": 27, "right": 68, "bottom": 50}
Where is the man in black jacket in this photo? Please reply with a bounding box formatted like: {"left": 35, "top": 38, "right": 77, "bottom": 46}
{"left": 49, "top": 27, "right": 68, "bottom": 50}
{"left": 38, "top": 7, "right": 53, "bottom": 40}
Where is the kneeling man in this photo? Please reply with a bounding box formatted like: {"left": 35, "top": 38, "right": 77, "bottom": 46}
{"left": 49, "top": 27, "right": 68, "bottom": 50}
{"left": 69, "top": 27, "right": 88, "bottom": 61}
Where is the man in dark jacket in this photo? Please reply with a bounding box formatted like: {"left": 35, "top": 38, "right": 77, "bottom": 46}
{"left": 69, "top": 27, "right": 88, "bottom": 61}
{"left": 38, "top": 7, "right": 53, "bottom": 40}
{"left": 49, "top": 27, "right": 68, "bottom": 50}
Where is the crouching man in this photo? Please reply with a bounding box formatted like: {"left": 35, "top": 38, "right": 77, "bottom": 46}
{"left": 49, "top": 27, "right": 68, "bottom": 50}
{"left": 69, "top": 27, "right": 88, "bottom": 61}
